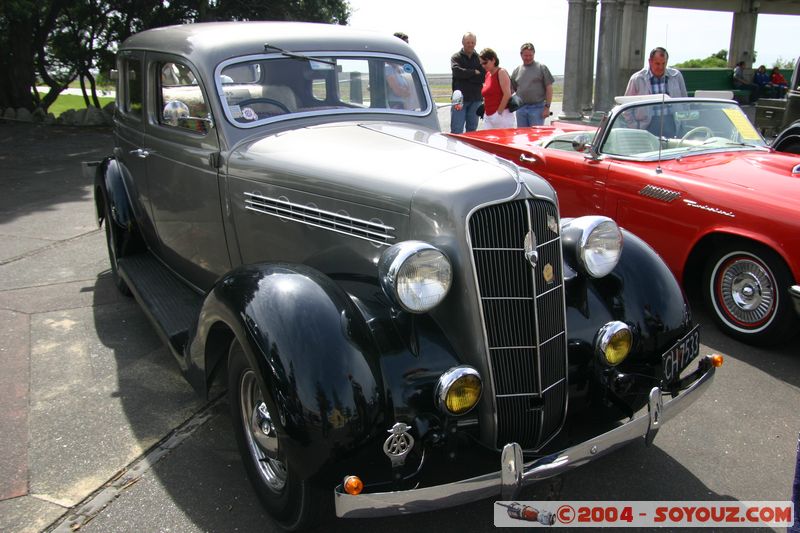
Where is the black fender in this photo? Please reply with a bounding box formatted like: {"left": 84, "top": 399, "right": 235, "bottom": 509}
{"left": 772, "top": 119, "right": 800, "bottom": 154}
{"left": 94, "top": 157, "right": 133, "bottom": 229}
{"left": 565, "top": 229, "right": 692, "bottom": 408}
{"left": 191, "top": 263, "right": 387, "bottom": 480}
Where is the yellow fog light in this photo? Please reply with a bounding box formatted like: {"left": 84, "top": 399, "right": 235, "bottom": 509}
{"left": 435, "top": 366, "right": 482, "bottom": 415}
{"left": 343, "top": 475, "right": 363, "bottom": 495}
{"left": 596, "top": 321, "right": 632, "bottom": 366}
{"left": 709, "top": 354, "right": 724, "bottom": 367}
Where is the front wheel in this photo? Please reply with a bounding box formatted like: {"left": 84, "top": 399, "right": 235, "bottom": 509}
{"left": 227, "top": 341, "right": 320, "bottom": 530}
{"left": 703, "top": 243, "right": 797, "bottom": 345}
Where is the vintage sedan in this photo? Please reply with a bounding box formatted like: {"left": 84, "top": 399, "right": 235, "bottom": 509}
{"left": 87, "top": 23, "right": 718, "bottom": 530}
{"left": 456, "top": 96, "right": 800, "bottom": 345}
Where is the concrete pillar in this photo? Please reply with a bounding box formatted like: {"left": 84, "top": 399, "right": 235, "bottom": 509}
{"left": 729, "top": 1, "right": 758, "bottom": 68}
{"left": 560, "top": 0, "right": 590, "bottom": 120}
{"left": 618, "top": 0, "right": 649, "bottom": 95}
{"left": 579, "top": 0, "right": 598, "bottom": 115}
{"left": 594, "top": 0, "right": 622, "bottom": 113}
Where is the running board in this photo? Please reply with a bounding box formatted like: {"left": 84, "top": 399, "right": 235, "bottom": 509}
{"left": 117, "top": 253, "right": 202, "bottom": 368}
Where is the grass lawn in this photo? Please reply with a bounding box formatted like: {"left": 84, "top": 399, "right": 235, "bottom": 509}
{"left": 45, "top": 94, "right": 115, "bottom": 117}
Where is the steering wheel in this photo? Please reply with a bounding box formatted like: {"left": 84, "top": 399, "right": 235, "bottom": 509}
{"left": 679, "top": 126, "right": 714, "bottom": 145}
{"left": 236, "top": 98, "right": 291, "bottom": 114}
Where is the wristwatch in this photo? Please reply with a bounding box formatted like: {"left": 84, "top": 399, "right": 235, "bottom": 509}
{"left": 544, "top": 102, "right": 551, "bottom": 107}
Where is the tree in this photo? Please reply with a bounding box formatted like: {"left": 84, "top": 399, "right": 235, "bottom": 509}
{"left": 0, "top": 0, "right": 351, "bottom": 112}
{"left": 674, "top": 50, "right": 729, "bottom": 69}
{"left": 773, "top": 56, "right": 796, "bottom": 69}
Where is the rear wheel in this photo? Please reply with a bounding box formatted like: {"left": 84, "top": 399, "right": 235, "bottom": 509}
{"left": 102, "top": 199, "right": 133, "bottom": 295}
{"left": 703, "top": 242, "right": 797, "bottom": 345}
{"left": 227, "top": 341, "right": 320, "bottom": 530}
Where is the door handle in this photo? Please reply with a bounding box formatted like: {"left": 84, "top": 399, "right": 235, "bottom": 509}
{"left": 519, "top": 153, "right": 536, "bottom": 164}
{"left": 130, "top": 148, "right": 151, "bottom": 158}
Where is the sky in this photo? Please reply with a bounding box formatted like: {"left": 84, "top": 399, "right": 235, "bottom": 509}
{"left": 346, "top": 0, "right": 798, "bottom": 75}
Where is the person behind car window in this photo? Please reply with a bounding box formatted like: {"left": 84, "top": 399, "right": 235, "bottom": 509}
{"left": 625, "top": 47, "right": 687, "bottom": 99}
{"left": 771, "top": 66, "right": 789, "bottom": 98}
{"left": 624, "top": 47, "right": 687, "bottom": 138}
{"left": 511, "top": 43, "right": 554, "bottom": 127}
{"left": 385, "top": 61, "right": 418, "bottom": 110}
{"left": 384, "top": 32, "right": 418, "bottom": 110}
{"left": 733, "top": 61, "right": 760, "bottom": 103}
{"left": 479, "top": 48, "right": 515, "bottom": 129}
{"left": 450, "top": 32, "right": 484, "bottom": 133}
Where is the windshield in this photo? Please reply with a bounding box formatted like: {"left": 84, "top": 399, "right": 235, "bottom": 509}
{"left": 216, "top": 53, "right": 430, "bottom": 127}
{"left": 601, "top": 100, "right": 767, "bottom": 160}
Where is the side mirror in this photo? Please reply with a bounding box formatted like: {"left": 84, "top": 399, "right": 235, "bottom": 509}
{"left": 163, "top": 100, "right": 190, "bottom": 126}
{"left": 571, "top": 133, "right": 592, "bottom": 152}
{"left": 451, "top": 90, "right": 463, "bottom": 110}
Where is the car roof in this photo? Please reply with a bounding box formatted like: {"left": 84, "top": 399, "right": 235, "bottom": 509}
{"left": 120, "top": 21, "right": 418, "bottom": 67}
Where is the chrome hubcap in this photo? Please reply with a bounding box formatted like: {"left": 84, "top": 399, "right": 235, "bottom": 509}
{"left": 239, "top": 369, "right": 287, "bottom": 492}
{"left": 718, "top": 257, "right": 775, "bottom": 327}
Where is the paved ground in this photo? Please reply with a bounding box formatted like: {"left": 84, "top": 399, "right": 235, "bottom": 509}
{"left": 0, "top": 117, "right": 796, "bottom": 533}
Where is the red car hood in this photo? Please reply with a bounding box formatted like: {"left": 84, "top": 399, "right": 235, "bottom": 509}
{"left": 460, "top": 125, "right": 800, "bottom": 206}
{"left": 658, "top": 150, "right": 800, "bottom": 190}
{"left": 459, "top": 122, "right": 594, "bottom": 147}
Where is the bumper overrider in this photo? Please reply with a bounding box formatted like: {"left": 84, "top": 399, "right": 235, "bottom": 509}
{"left": 334, "top": 354, "right": 717, "bottom": 518}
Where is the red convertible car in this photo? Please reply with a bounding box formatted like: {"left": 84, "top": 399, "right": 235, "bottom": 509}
{"left": 456, "top": 96, "right": 800, "bottom": 345}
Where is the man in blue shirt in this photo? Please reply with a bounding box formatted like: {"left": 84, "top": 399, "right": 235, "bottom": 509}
{"left": 625, "top": 47, "right": 687, "bottom": 137}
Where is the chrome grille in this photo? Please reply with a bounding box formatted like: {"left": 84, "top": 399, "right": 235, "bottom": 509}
{"left": 469, "top": 199, "right": 568, "bottom": 450}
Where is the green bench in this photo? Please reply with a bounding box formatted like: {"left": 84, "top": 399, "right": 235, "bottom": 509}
{"left": 679, "top": 68, "right": 750, "bottom": 103}
{"left": 679, "top": 68, "right": 793, "bottom": 104}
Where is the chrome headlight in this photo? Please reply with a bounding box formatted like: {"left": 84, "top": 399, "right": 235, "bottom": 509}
{"left": 561, "top": 216, "right": 623, "bottom": 278}
{"left": 435, "top": 366, "right": 482, "bottom": 415}
{"left": 378, "top": 241, "right": 452, "bottom": 313}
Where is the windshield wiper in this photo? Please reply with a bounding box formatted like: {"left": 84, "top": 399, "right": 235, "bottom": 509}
{"left": 715, "top": 141, "right": 765, "bottom": 149}
{"left": 679, "top": 140, "right": 765, "bottom": 158}
{"left": 263, "top": 43, "right": 336, "bottom": 65}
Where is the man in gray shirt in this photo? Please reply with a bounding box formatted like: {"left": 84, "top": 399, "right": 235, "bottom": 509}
{"left": 510, "top": 43, "right": 554, "bottom": 127}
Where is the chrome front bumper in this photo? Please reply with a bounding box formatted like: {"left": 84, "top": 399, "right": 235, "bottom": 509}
{"left": 790, "top": 285, "right": 800, "bottom": 316}
{"left": 334, "top": 355, "right": 716, "bottom": 518}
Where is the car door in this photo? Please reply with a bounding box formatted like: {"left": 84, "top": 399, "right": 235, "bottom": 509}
{"left": 524, "top": 147, "right": 610, "bottom": 218}
{"left": 113, "top": 51, "right": 158, "bottom": 244}
{"left": 142, "top": 53, "right": 231, "bottom": 291}
{"left": 603, "top": 160, "right": 690, "bottom": 275}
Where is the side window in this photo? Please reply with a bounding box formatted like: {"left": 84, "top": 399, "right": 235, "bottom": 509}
{"left": 121, "top": 58, "right": 142, "bottom": 119}
{"left": 158, "top": 61, "right": 208, "bottom": 134}
{"left": 337, "top": 59, "right": 372, "bottom": 107}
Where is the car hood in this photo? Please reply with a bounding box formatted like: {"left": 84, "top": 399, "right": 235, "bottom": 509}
{"left": 658, "top": 150, "right": 800, "bottom": 203}
{"left": 227, "top": 122, "right": 526, "bottom": 214}
{"left": 458, "top": 122, "right": 596, "bottom": 147}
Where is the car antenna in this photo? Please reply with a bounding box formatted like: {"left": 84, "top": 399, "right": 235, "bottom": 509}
{"left": 656, "top": 92, "right": 665, "bottom": 174}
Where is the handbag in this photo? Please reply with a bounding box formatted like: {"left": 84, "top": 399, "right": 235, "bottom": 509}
{"left": 507, "top": 94, "right": 523, "bottom": 113}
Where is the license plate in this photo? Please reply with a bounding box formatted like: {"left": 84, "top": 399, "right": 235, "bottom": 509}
{"left": 662, "top": 326, "right": 700, "bottom": 382}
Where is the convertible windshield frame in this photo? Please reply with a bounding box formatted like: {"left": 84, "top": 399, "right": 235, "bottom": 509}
{"left": 594, "top": 99, "right": 768, "bottom": 161}
{"left": 214, "top": 51, "right": 433, "bottom": 129}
